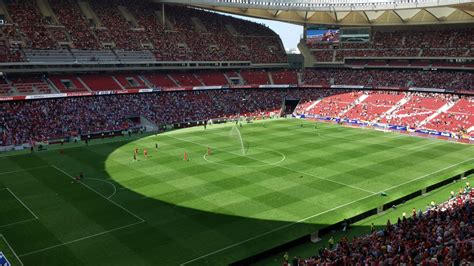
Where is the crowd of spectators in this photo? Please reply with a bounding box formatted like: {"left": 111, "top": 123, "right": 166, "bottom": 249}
{"left": 49, "top": 0, "right": 101, "bottom": 49}
{"left": 2, "top": 0, "right": 286, "bottom": 63}
{"left": 309, "top": 28, "right": 473, "bottom": 62}
{"left": 286, "top": 183, "right": 473, "bottom": 265}
{"left": 303, "top": 69, "right": 474, "bottom": 90}
{"left": 295, "top": 90, "right": 473, "bottom": 135}
{"left": 0, "top": 88, "right": 335, "bottom": 146}
{"left": 7, "top": 0, "right": 57, "bottom": 49}
{"left": 381, "top": 93, "right": 452, "bottom": 128}
{"left": 424, "top": 97, "right": 474, "bottom": 135}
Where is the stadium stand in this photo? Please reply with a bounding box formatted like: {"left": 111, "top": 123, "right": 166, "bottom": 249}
{"left": 240, "top": 70, "right": 271, "bottom": 85}
{"left": 195, "top": 72, "right": 229, "bottom": 86}
{"left": 296, "top": 91, "right": 473, "bottom": 137}
{"left": 424, "top": 98, "right": 474, "bottom": 134}
{"left": 0, "top": 88, "right": 334, "bottom": 146}
{"left": 1, "top": 0, "right": 286, "bottom": 63}
{"left": 303, "top": 69, "right": 474, "bottom": 90}
{"left": 344, "top": 92, "right": 405, "bottom": 122}
{"left": 309, "top": 28, "right": 473, "bottom": 62}
{"left": 1, "top": 87, "right": 472, "bottom": 146}
{"left": 78, "top": 74, "right": 122, "bottom": 91}
{"left": 380, "top": 94, "right": 450, "bottom": 128}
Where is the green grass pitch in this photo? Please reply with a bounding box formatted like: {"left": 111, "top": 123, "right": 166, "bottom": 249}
{"left": 0, "top": 119, "right": 472, "bottom": 265}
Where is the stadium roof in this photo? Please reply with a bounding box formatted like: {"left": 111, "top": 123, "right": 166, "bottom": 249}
{"left": 156, "top": 0, "right": 474, "bottom": 26}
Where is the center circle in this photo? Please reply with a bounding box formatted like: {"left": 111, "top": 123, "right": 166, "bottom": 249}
{"left": 203, "top": 147, "right": 286, "bottom": 167}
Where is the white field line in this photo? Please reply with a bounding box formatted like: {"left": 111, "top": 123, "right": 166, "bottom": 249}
{"left": 0, "top": 187, "right": 38, "bottom": 229}
{"left": 406, "top": 141, "right": 439, "bottom": 150}
{"left": 84, "top": 178, "right": 117, "bottom": 199}
{"left": 0, "top": 218, "right": 38, "bottom": 229}
{"left": 180, "top": 157, "right": 474, "bottom": 265}
{"left": 0, "top": 166, "right": 50, "bottom": 175}
{"left": 18, "top": 220, "right": 145, "bottom": 257}
{"left": 6, "top": 188, "right": 38, "bottom": 219}
{"left": 167, "top": 135, "right": 376, "bottom": 194}
{"left": 51, "top": 165, "right": 145, "bottom": 222}
{"left": 0, "top": 234, "right": 24, "bottom": 266}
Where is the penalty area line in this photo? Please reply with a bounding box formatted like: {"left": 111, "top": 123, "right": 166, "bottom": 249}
{"left": 5, "top": 188, "right": 39, "bottom": 219}
{"left": 180, "top": 157, "right": 474, "bottom": 265}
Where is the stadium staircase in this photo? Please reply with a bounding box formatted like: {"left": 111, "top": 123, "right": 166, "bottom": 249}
{"left": 117, "top": 6, "right": 138, "bottom": 28}
{"left": 139, "top": 116, "right": 159, "bottom": 132}
{"left": 138, "top": 75, "right": 154, "bottom": 88}
{"left": 267, "top": 72, "right": 274, "bottom": 85}
{"left": 338, "top": 94, "right": 369, "bottom": 117}
{"left": 191, "top": 17, "right": 207, "bottom": 32}
{"left": 76, "top": 76, "right": 94, "bottom": 92}
{"left": 154, "top": 11, "right": 174, "bottom": 30}
{"left": 111, "top": 76, "right": 127, "bottom": 90}
{"left": 304, "top": 99, "right": 321, "bottom": 112}
{"left": 166, "top": 75, "right": 181, "bottom": 87}
{"left": 376, "top": 94, "right": 411, "bottom": 123}
{"left": 418, "top": 100, "right": 458, "bottom": 127}
{"left": 77, "top": 2, "right": 101, "bottom": 27}
{"left": 225, "top": 24, "right": 239, "bottom": 36}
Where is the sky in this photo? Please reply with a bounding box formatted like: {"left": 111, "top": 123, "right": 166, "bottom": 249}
{"left": 222, "top": 13, "right": 304, "bottom": 53}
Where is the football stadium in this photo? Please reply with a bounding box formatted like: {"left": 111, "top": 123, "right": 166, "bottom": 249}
{"left": 0, "top": 0, "right": 473, "bottom": 265}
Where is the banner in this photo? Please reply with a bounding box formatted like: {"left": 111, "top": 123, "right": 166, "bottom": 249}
{"left": 259, "top": 84, "right": 290, "bottom": 89}
{"left": 193, "top": 86, "right": 222, "bottom": 90}
{"left": 409, "top": 87, "right": 446, "bottom": 93}
{"left": 330, "top": 85, "right": 364, "bottom": 89}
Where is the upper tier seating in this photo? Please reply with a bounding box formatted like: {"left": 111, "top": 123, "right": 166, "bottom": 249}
{"left": 3, "top": 0, "right": 286, "bottom": 64}
{"left": 304, "top": 69, "right": 474, "bottom": 91}
{"left": 309, "top": 28, "right": 473, "bottom": 62}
